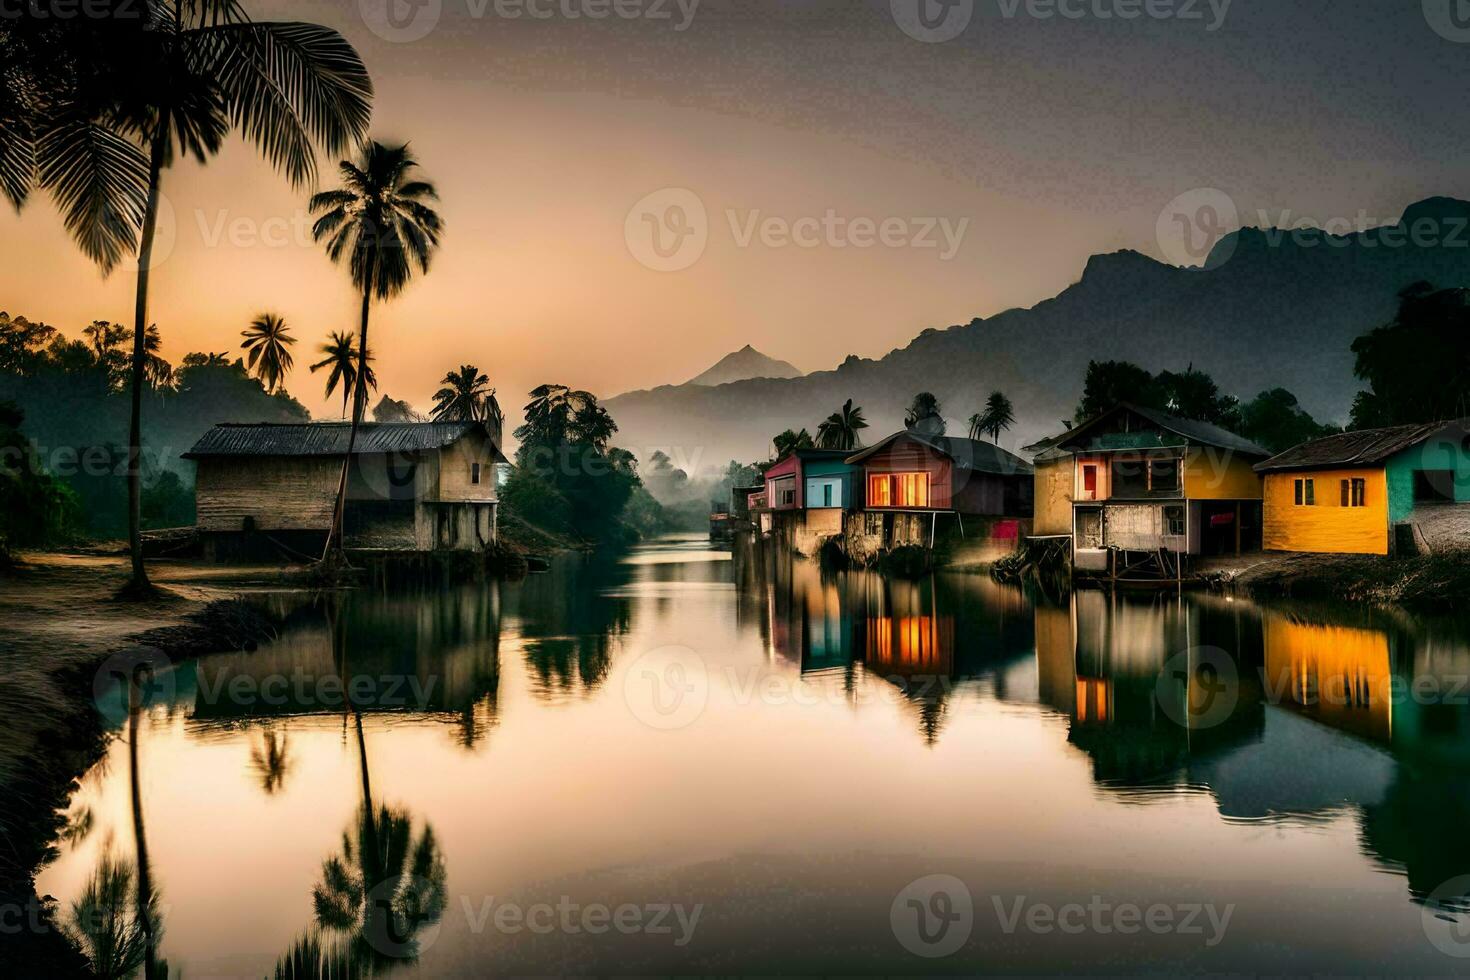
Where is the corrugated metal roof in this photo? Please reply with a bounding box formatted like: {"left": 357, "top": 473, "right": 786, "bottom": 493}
{"left": 846, "top": 432, "right": 1034, "bottom": 476}
{"left": 184, "top": 422, "right": 493, "bottom": 459}
{"left": 1032, "top": 403, "right": 1270, "bottom": 459}
{"left": 1254, "top": 421, "right": 1462, "bottom": 473}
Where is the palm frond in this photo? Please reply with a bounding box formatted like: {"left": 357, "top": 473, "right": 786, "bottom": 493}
{"left": 204, "top": 21, "right": 373, "bottom": 187}
{"left": 36, "top": 112, "right": 149, "bottom": 273}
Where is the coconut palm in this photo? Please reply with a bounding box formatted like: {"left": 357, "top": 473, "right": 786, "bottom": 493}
{"left": 309, "top": 141, "right": 443, "bottom": 562}
{"left": 310, "top": 331, "right": 377, "bottom": 419}
{"left": 5, "top": 2, "right": 373, "bottom": 592}
{"left": 430, "top": 365, "right": 491, "bottom": 422}
{"left": 971, "top": 391, "right": 1016, "bottom": 443}
{"left": 519, "top": 384, "right": 594, "bottom": 444}
{"left": 241, "top": 313, "right": 296, "bottom": 394}
{"left": 816, "top": 398, "right": 868, "bottom": 451}
{"left": 249, "top": 729, "right": 293, "bottom": 796}
{"left": 140, "top": 324, "right": 173, "bottom": 390}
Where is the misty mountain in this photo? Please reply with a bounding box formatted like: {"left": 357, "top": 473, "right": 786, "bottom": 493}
{"left": 686, "top": 345, "right": 804, "bottom": 387}
{"left": 606, "top": 197, "right": 1470, "bottom": 472}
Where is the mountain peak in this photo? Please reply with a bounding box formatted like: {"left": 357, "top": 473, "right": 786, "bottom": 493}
{"left": 687, "top": 346, "right": 803, "bottom": 387}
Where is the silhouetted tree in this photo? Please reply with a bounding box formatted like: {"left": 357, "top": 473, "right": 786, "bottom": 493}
{"left": 311, "top": 142, "right": 443, "bottom": 562}
{"left": 1351, "top": 282, "right": 1470, "bottom": 428}
{"left": 817, "top": 398, "right": 868, "bottom": 451}
{"left": 970, "top": 391, "right": 1015, "bottom": 442}
{"left": 7, "top": 2, "right": 373, "bottom": 592}
{"left": 1236, "top": 388, "right": 1336, "bottom": 453}
{"left": 430, "top": 365, "right": 491, "bottom": 422}
{"left": 905, "top": 392, "right": 945, "bottom": 437}
{"left": 772, "top": 428, "right": 815, "bottom": 458}
{"left": 241, "top": 313, "right": 296, "bottom": 395}
{"left": 311, "top": 332, "right": 376, "bottom": 419}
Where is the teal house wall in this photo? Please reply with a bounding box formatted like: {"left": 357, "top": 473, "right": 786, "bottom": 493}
{"left": 1385, "top": 442, "right": 1470, "bottom": 523}
{"left": 802, "top": 458, "right": 862, "bottom": 510}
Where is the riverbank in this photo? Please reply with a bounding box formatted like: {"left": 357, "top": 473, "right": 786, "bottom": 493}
{"left": 1201, "top": 550, "right": 1470, "bottom": 611}
{"left": 0, "top": 552, "right": 289, "bottom": 976}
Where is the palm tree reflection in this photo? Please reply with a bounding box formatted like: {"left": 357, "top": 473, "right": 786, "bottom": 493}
{"left": 277, "top": 604, "right": 448, "bottom": 976}
{"left": 250, "top": 728, "right": 294, "bottom": 796}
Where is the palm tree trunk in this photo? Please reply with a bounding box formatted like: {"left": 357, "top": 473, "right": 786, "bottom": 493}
{"left": 126, "top": 133, "right": 167, "bottom": 591}
{"left": 129, "top": 680, "right": 162, "bottom": 979}
{"left": 322, "top": 277, "right": 374, "bottom": 562}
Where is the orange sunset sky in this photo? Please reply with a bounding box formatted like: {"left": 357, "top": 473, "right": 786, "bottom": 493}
{"left": 3, "top": 1, "right": 1462, "bottom": 420}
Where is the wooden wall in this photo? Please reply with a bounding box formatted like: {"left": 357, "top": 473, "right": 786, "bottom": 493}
{"left": 196, "top": 457, "right": 341, "bottom": 532}
{"left": 1262, "top": 469, "right": 1389, "bottom": 555}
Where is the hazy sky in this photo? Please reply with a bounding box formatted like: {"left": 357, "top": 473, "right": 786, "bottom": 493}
{"left": 4, "top": 0, "right": 1466, "bottom": 419}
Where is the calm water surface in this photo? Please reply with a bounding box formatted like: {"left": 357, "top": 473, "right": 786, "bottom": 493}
{"left": 39, "top": 534, "right": 1470, "bottom": 975}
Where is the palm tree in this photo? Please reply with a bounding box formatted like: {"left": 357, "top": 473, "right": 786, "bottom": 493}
{"left": 519, "top": 384, "right": 594, "bottom": 444}
{"left": 241, "top": 313, "right": 296, "bottom": 394}
{"left": 140, "top": 324, "right": 173, "bottom": 390}
{"left": 430, "top": 365, "right": 491, "bottom": 422}
{"left": 570, "top": 400, "right": 618, "bottom": 453}
{"left": 310, "top": 142, "right": 443, "bottom": 562}
{"left": 971, "top": 391, "right": 1016, "bottom": 443}
{"left": 772, "top": 428, "right": 815, "bottom": 458}
{"left": 310, "top": 331, "right": 377, "bottom": 419}
{"left": 5, "top": 3, "right": 373, "bottom": 592}
{"left": 905, "top": 392, "right": 945, "bottom": 436}
{"left": 816, "top": 398, "right": 868, "bottom": 451}
{"left": 250, "top": 729, "right": 293, "bottom": 796}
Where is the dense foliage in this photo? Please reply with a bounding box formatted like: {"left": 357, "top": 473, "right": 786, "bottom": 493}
{"left": 1073, "top": 359, "right": 1334, "bottom": 453}
{"left": 0, "top": 312, "right": 307, "bottom": 538}
{"left": 1351, "top": 282, "right": 1470, "bottom": 429}
{"left": 0, "top": 400, "right": 79, "bottom": 557}
{"left": 507, "top": 385, "right": 664, "bottom": 544}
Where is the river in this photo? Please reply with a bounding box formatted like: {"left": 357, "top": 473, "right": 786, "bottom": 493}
{"left": 36, "top": 534, "right": 1470, "bottom": 975}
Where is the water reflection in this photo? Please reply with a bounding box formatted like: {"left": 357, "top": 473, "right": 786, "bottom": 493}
{"left": 30, "top": 536, "right": 1470, "bottom": 975}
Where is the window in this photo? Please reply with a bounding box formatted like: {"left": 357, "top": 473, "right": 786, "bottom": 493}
{"left": 471, "top": 462, "right": 482, "bottom": 485}
{"left": 1149, "top": 458, "right": 1180, "bottom": 493}
{"left": 1341, "top": 478, "right": 1366, "bottom": 508}
{"left": 1082, "top": 465, "right": 1098, "bottom": 495}
{"left": 868, "top": 473, "right": 930, "bottom": 508}
{"left": 823, "top": 484, "right": 833, "bottom": 507}
{"left": 1164, "top": 505, "right": 1186, "bottom": 536}
{"left": 1295, "top": 478, "right": 1315, "bottom": 506}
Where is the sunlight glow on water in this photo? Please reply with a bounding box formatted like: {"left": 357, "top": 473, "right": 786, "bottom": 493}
{"left": 36, "top": 535, "right": 1470, "bottom": 976}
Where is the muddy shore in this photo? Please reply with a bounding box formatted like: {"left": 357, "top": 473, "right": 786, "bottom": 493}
{"left": 1200, "top": 551, "right": 1470, "bottom": 611}
{"left": 0, "top": 554, "right": 295, "bottom": 976}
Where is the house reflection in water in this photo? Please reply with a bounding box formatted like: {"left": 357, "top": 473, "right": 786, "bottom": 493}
{"left": 176, "top": 585, "right": 503, "bottom": 750}
{"left": 1035, "top": 590, "right": 1267, "bottom": 789}
{"left": 753, "top": 552, "right": 1034, "bottom": 742}
{"left": 1035, "top": 588, "right": 1470, "bottom": 911}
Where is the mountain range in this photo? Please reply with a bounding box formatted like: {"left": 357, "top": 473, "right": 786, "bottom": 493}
{"left": 605, "top": 197, "right": 1470, "bottom": 471}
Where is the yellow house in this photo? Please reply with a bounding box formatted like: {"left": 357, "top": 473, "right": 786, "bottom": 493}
{"left": 1255, "top": 421, "right": 1470, "bottom": 555}
{"left": 1026, "top": 403, "right": 1269, "bottom": 572}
